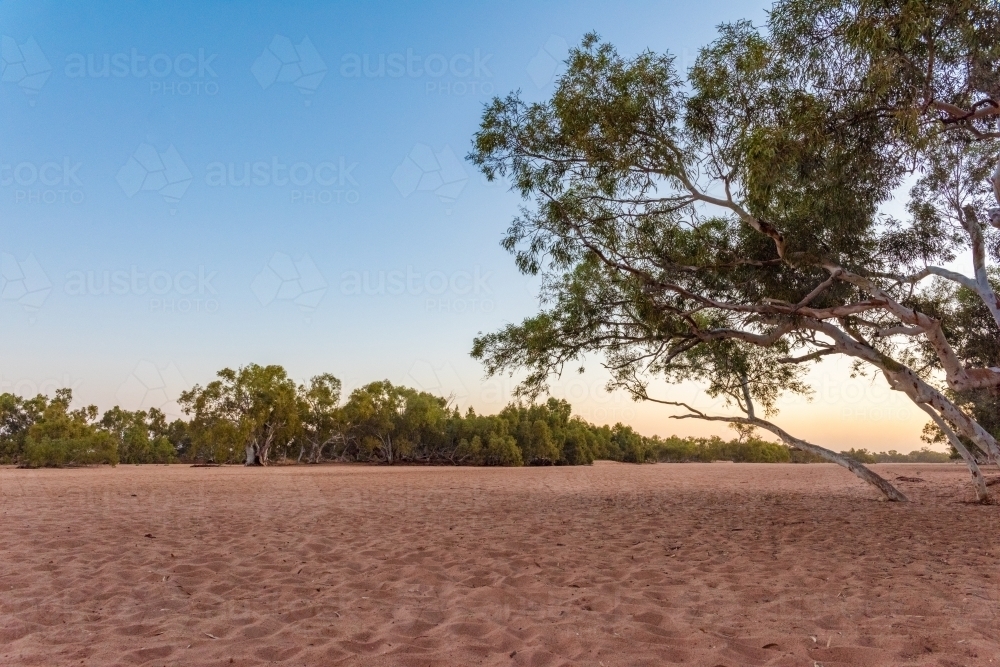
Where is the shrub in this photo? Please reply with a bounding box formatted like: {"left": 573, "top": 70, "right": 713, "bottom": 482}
{"left": 23, "top": 433, "right": 118, "bottom": 467}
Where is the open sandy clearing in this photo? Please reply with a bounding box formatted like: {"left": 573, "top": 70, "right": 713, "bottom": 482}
{"left": 0, "top": 462, "right": 997, "bottom": 666}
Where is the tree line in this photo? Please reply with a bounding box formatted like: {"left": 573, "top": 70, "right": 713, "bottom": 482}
{"left": 0, "top": 363, "right": 949, "bottom": 468}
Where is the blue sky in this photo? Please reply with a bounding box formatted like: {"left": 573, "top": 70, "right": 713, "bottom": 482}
{"left": 0, "top": 1, "right": 932, "bottom": 450}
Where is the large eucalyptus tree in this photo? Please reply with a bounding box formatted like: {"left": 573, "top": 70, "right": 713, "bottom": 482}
{"left": 469, "top": 0, "right": 1000, "bottom": 501}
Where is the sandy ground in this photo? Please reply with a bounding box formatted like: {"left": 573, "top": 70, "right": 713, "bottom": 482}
{"left": 0, "top": 462, "right": 998, "bottom": 667}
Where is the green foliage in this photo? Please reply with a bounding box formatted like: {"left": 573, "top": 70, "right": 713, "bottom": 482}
{"left": 178, "top": 364, "right": 300, "bottom": 464}
{"left": 646, "top": 435, "right": 792, "bottom": 463}
{"left": 23, "top": 433, "right": 118, "bottom": 468}
{"left": 0, "top": 393, "right": 46, "bottom": 463}
{"left": 299, "top": 373, "right": 344, "bottom": 462}
{"left": 842, "top": 447, "right": 952, "bottom": 464}
{"left": 912, "top": 272, "right": 1000, "bottom": 462}
{"left": 482, "top": 433, "right": 523, "bottom": 466}
{"left": 100, "top": 407, "right": 177, "bottom": 464}
{"left": 18, "top": 389, "right": 118, "bottom": 467}
{"left": 339, "top": 380, "right": 452, "bottom": 464}
{"left": 0, "top": 367, "right": 951, "bottom": 468}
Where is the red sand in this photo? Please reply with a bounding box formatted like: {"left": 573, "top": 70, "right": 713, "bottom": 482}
{"left": 1, "top": 462, "right": 998, "bottom": 666}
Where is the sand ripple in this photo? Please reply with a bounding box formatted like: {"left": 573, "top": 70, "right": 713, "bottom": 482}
{"left": 0, "top": 462, "right": 997, "bottom": 666}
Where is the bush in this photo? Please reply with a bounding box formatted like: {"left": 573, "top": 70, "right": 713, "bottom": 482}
{"left": 23, "top": 433, "right": 118, "bottom": 467}
{"left": 483, "top": 434, "right": 523, "bottom": 466}
{"left": 788, "top": 447, "right": 827, "bottom": 463}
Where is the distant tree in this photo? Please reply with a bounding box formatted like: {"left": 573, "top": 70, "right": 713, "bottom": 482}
{"left": 611, "top": 424, "right": 649, "bottom": 463}
{"left": 342, "top": 381, "right": 449, "bottom": 463}
{"left": 482, "top": 432, "right": 523, "bottom": 466}
{"left": 179, "top": 364, "right": 299, "bottom": 465}
{"left": 0, "top": 393, "right": 46, "bottom": 463}
{"left": 21, "top": 389, "right": 117, "bottom": 467}
{"left": 297, "top": 373, "right": 344, "bottom": 463}
{"left": 164, "top": 418, "right": 192, "bottom": 460}
{"left": 99, "top": 407, "right": 176, "bottom": 464}
{"left": 561, "top": 419, "right": 597, "bottom": 465}
{"left": 341, "top": 381, "right": 409, "bottom": 463}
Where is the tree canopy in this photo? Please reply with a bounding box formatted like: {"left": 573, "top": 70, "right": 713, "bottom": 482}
{"left": 468, "top": 0, "right": 1000, "bottom": 501}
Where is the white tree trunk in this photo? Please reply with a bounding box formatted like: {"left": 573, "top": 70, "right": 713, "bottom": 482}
{"left": 917, "top": 404, "right": 990, "bottom": 503}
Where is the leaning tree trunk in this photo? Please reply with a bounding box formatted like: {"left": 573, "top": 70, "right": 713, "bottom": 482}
{"left": 917, "top": 404, "right": 990, "bottom": 503}
{"left": 737, "top": 375, "right": 906, "bottom": 501}
{"left": 752, "top": 419, "right": 908, "bottom": 502}
{"left": 805, "top": 319, "right": 999, "bottom": 499}
{"left": 674, "top": 412, "right": 908, "bottom": 502}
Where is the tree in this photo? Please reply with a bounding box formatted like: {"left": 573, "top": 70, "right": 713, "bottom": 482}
{"left": 341, "top": 380, "right": 408, "bottom": 463}
{"left": 341, "top": 381, "right": 449, "bottom": 463}
{"left": 500, "top": 399, "right": 566, "bottom": 464}
{"left": 611, "top": 423, "right": 649, "bottom": 463}
{"left": 468, "top": 4, "right": 1000, "bottom": 502}
{"left": 99, "top": 407, "right": 177, "bottom": 464}
{"left": 0, "top": 392, "right": 46, "bottom": 463}
{"left": 179, "top": 364, "right": 300, "bottom": 465}
{"left": 297, "top": 373, "right": 344, "bottom": 463}
{"left": 21, "top": 389, "right": 117, "bottom": 467}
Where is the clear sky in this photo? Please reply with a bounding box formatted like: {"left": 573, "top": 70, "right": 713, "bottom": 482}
{"left": 0, "top": 0, "right": 933, "bottom": 451}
